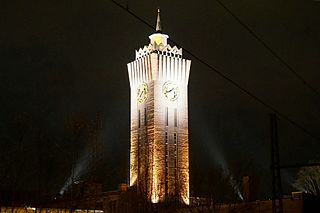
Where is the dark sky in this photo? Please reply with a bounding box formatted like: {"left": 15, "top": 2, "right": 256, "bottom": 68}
{"left": 1, "top": 0, "right": 320, "bottom": 202}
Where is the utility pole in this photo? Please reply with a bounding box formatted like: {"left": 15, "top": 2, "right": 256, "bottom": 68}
{"left": 270, "top": 114, "right": 283, "bottom": 213}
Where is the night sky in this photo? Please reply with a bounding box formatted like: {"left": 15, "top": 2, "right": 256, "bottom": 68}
{"left": 1, "top": 0, "right": 320, "bottom": 202}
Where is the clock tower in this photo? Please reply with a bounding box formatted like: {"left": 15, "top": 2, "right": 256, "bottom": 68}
{"left": 127, "top": 9, "right": 191, "bottom": 205}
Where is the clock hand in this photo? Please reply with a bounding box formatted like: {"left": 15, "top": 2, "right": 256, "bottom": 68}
{"left": 139, "top": 90, "right": 144, "bottom": 97}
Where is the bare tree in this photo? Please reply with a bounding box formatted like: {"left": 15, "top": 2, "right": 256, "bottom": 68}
{"left": 293, "top": 163, "right": 320, "bottom": 196}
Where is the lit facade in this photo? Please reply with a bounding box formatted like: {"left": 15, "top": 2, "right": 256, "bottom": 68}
{"left": 127, "top": 10, "right": 191, "bottom": 205}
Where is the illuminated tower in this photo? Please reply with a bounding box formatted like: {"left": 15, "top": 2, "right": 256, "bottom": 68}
{"left": 127, "top": 10, "right": 191, "bottom": 205}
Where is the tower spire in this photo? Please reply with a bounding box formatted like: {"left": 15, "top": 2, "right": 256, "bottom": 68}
{"left": 156, "top": 9, "right": 161, "bottom": 33}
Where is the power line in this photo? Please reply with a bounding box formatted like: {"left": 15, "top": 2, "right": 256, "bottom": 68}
{"left": 214, "top": 0, "right": 320, "bottom": 99}
{"left": 109, "top": 0, "right": 320, "bottom": 143}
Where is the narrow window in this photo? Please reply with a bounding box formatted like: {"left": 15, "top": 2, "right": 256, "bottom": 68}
{"left": 165, "top": 179, "right": 168, "bottom": 196}
{"left": 144, "top": 108, "right": 147, "bottom": 126}
{"left": 165, "top": 107, "right": 168, "bottom": 126}
{"left": 174, "top": 108, "right": 177, "bottom": 127}
{"left": 165, "top": 132, "right": 169, "bottom": 159}
{"left": 165, "top": 131, "right": 169, "bottom": 195}
{"left": 138, "top": 109, "right": 141, "bottom": 128}
{"left": 165, "top": 132, "right": 168, "bottom": 147}
{"left": 174, "top": 133, "right": 177, "bottom": 168}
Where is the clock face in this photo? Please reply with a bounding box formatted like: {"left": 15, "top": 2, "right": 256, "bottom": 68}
{"left": 162, "top": 81, "right": 179, "bottom": 101}
{"left": 137, "top": 83, "right": 148, "bottom": 104}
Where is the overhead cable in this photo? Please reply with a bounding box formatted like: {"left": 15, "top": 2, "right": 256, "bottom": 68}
{"left": 110, "top": 0, "right": 320, "bottom": 143}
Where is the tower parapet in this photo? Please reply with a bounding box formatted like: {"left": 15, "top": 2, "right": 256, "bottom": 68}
{"left": 135, "top": 44, "right": 182, "bottom": 59}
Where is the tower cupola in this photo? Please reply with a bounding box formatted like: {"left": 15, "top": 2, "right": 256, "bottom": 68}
{"left": 149, "top": 9, "right": 169, "bottom": 47}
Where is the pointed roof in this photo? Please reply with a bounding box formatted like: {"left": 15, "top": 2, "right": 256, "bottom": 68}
{"left": 156, "top": 9, "right": 161, "bottom": 33}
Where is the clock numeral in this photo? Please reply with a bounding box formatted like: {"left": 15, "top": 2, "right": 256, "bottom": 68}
{"left": 137, "top": 83, "right": 148, "bottom": 104}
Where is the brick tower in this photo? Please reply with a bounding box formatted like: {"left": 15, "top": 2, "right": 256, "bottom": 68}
{"left": 127, "top": 9, "right": 191, "bottom": 204}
